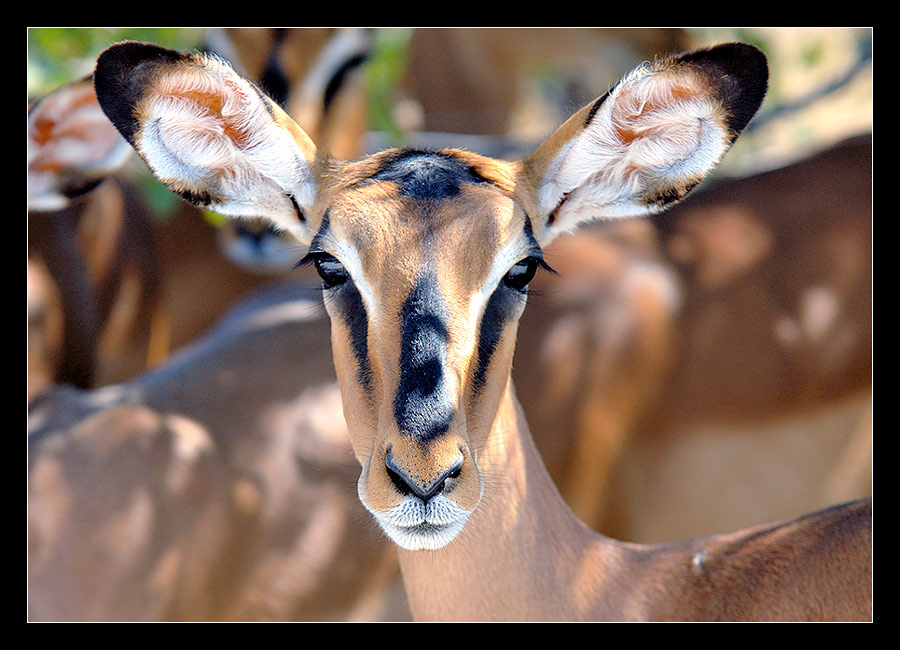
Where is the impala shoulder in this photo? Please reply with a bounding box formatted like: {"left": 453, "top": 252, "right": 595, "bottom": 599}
{"left": 682, "top": 499, "right": 872, "bottom": 619}
{"left": 705, "top": 499, "right": 872, "bottom": 567}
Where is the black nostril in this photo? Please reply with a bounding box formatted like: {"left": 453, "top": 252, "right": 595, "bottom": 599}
{"left": 386, "top": 460, "right": 413, "bottom": 496}
{"left": 384, "top": 446, "right": 463, "bottom": 502}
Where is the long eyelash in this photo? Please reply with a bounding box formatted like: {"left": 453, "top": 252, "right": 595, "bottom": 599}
{"left": 523, "top": 235, "right": 557, "bottom": 277}
{"left": 294, "top": 251, "right": 318, "bottom": 270}
{"left": 536, "top": 257, "right": 558, "bottom": 276}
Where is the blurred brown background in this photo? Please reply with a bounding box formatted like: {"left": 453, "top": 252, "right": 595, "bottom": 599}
{"left": 27, "top": 28, "right": 872, "bottom": 621}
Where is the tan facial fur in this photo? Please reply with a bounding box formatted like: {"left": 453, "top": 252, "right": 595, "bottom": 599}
{"left": 310, "top": 153, "right": 536, "bottom": 549}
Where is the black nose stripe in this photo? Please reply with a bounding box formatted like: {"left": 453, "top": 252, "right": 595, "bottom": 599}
{"left": 394, "top": 275, "right": 454, "bottom": 441}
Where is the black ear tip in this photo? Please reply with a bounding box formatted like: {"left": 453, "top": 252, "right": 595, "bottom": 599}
{"left": 681, "top": 42, "right": 768, "bottom": 69}
{"left": 94, "top": 41, "right": 186, "bottom": 145}
{"left": 95, "top": 40, "right": 182, "bottom": 71}
{"left": 678, "top": 42, "right": 769, "bottom": 139}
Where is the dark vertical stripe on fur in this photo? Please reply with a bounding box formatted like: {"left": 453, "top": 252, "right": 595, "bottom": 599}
{"left": 339, "top": 282, "right": 373, "bottom": 392}
{"left": 584, "top": 87, "right": 612, "bottom": 127}
{"left": 474, "top": 280, "right": 520, "bottom": 393}
{"left": 259, "top": 29, "right": 290, "bottom": 107}
{"left": 323, "top": 53, "right": 368, "bottom": 112}
{"left": 394, "top": 275, "right": 454, "bottom": 441}
{"left": 474, "top": 218, "right": 539, "bottom": 393}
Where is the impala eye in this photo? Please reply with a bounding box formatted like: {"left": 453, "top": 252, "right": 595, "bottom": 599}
{"left": 313, "top": 254, "right": 349, "bottom": 288}
{"left": 503, "top": 257, "right": 539, "bottom": 292}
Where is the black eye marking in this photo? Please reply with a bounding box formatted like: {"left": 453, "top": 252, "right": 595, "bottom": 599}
{"left": 473, "top": 254, "right": 555, "bottom": 392}
{"left": 288, "top": 193, "right": 305, "bottom": 222}
{"left": 296, "top": 247, "right": 371, "bottom": 392}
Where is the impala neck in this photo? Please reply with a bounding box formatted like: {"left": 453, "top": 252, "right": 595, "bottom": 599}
{"left": 396, "top": 378, "right": 629, "bottom": 621}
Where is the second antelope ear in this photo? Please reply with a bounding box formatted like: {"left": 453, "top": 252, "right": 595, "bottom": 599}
{"left": 28, "top": 76, "right": 133, "bottom": 212}
{"left": 519, "top": 42, "right": 768, "bottom": 246}
{"left": 93, "top": 41, "right": 321, "bottom": 245}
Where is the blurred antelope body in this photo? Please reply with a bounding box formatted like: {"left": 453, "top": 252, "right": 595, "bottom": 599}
{"left": 27, "top": 77, "right": 149, "bottom": 395}
{"left": 28, "top": 283, "right": 409, "bottom": 621}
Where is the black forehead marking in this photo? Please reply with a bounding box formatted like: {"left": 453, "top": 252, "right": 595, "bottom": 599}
{"left": 369, "top": 149, "right": 491, "bottom": 202}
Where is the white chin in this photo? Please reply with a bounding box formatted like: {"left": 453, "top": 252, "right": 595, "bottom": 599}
{"left": 380, "top": 519, "right": 468, "bottom": 551}
{"left": 361, "top": 486, "right": 475, "bottom": 550}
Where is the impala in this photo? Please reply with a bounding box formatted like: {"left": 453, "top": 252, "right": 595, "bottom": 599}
{"left": 92, "top": 40, "right": 871, "bottom": 621}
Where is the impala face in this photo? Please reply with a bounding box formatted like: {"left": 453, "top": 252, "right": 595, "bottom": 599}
{"left": 93, "top": 40, "right": 768, "bottom": 551}
{"left": 300, "top": 149, "right": 541, "bottom": 549}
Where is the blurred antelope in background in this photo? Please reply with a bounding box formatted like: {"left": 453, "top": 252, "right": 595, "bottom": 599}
{"left": 27, "top": 76, "right": 154, "bottom": 396}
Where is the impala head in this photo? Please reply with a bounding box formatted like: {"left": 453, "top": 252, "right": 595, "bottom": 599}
{"left": 94, "top": 40, "right": 767, "bottom": 550}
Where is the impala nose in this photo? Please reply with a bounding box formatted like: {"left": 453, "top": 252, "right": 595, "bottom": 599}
{"left": 384, "top": 444, "right": 463, "bottom": 502}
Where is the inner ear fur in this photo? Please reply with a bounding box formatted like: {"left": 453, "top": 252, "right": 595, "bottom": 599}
{"left": 93, "top": 41, "right": 321, "bottom": 245}
{"left": 518, "top": 42, "right": 768, "bottom": 246}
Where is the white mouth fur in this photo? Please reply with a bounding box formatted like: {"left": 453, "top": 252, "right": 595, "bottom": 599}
{"left": 372, "top": 494, "right": 472, "bottom": 551}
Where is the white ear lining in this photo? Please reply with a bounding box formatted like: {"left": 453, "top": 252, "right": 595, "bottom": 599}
{"left": 134, "top": 57, "right": 318, "bottom": 242}
{"left": 534, "top": 64, "right": 731, "bottom": 238}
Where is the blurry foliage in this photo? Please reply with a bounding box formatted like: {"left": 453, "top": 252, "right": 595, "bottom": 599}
{"left": 362, "top": 28, "right": 415, "bottom": 140}
{"left": 27, "top": 28, "right": 205, "bottom": 99}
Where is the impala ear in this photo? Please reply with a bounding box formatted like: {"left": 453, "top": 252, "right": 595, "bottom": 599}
{"left": 28, "top": 76, "right": 133, "bottom": 212}
{"left": 93, "top": 41, "right": 321, "bottom": 245}
{"left": 519, "top": 42, "right": 768, "bottom": 246}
